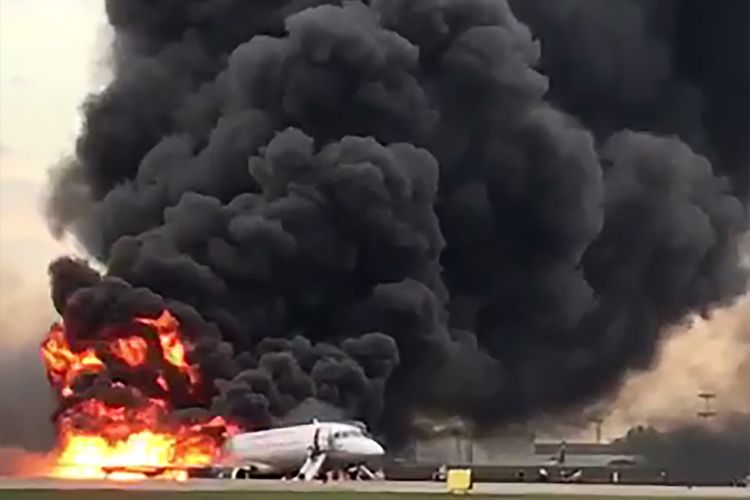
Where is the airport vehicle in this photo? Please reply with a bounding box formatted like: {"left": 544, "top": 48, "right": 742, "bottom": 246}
{"left": 218, "top": 420, "right": 385, "bottom": 480}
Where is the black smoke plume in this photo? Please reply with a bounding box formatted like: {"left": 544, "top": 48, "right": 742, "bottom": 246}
{"left": 616, "top": 414, "right": 750, "bottom": 485}
{"left": 46, "top": 0, "right": 748, "bottom": 441}
{"left": 509, "top": 0, "right": 749, "bottom": 201}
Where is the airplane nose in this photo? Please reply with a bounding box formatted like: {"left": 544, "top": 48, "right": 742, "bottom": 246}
{"left": 366, "top": 439, "right": 385, "bottom": 456}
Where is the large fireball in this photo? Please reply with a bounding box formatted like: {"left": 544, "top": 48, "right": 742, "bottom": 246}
{"left": 39, "top": 310, "right": 237, "bottom": 480}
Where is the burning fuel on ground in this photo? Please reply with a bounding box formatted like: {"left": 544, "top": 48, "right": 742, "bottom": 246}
{"left": 5, "top": 0, "right": 746, "bottom": 479}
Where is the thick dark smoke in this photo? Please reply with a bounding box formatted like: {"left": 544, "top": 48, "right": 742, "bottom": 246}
{"left": 509, "top": 0, "right": 750, "bottom": 201}
{"left": 617, "top": 414, "right": 750, "bottom": 485}
{"left": 46, "top": 0, "right": 748, "bottom": 441}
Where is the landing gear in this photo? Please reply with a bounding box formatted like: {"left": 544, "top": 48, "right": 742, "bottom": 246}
{"left": 231, "top": 467, "right": 254, "bottom": 479}
{"left": 344, "top": 463, "right": 379, "bottom": 480}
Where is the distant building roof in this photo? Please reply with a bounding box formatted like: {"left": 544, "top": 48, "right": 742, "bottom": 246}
{"left": 406, "top": 434, "right": 644, "bottom": 467}
{"left": 483, "top": 454, "right": 637, "bottom": 468}
{"left": 547, "top": 454, "right": 643, "bottom": 468}
{"left": 535, "top": 442, "right": 621, "bottom": 455}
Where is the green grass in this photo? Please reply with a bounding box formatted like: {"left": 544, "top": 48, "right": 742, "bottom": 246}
{"left": 0, "top": 493, "right": 738, "bottom": 500}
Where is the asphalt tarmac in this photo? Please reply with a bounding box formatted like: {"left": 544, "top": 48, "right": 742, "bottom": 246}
{"left": 0, "top": 478, "right": 748, "bottom": 497}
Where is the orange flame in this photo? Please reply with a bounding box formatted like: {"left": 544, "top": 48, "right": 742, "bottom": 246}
{"left": 52, "top": 398, "right": 233, "bottom": 481}
{"left": 39, "top": 310, "right": 237, "bottom": 481}
{"left": 111, "top": 337, "right": 148, "bottom": 367}
{"left": 139, "top": 312, "right": 199, "bottom": 385}
{"left": 40, "top": 310, "right": 199, "bottom": 396}
{"left": 41, "top": 324, "right": 104, "bottom": 397}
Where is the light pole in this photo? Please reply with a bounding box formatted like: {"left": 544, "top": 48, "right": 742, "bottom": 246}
{"left": 697, "top": 392, "right": 716, "bottom": 421}
{"left": 694, "top": 392, "right": 716, "bottom": 486}
{"left": 590, "top": 417, "right": 604, "bottom": 444}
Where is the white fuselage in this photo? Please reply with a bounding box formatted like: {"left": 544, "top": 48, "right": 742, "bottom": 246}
{"left": 220, "top": 422, "right": 385, "bottom": 476}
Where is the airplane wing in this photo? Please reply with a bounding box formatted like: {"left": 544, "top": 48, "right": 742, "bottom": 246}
{"left": 562, "top": 469, "right": 583, "bottom": 483}
{"left": 103, "top": 461, "right": 278, "bottom": 479}
{"left": 236, "top": 461, "right": 276, "bottom": 474}
{"left": 217, "top": 456, "right": 277, "bottom": 476}
{"left": 102, "top": 465, "right": 184, "bottom": 478}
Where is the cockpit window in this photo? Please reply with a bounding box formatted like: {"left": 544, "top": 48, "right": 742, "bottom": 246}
{"left": 333, "top": 429, "right": 362, "bottom": 439}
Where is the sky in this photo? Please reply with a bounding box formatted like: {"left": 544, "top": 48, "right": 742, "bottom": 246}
{"left": 0, "top": 0, "right": 109, "bottom": 450}
{"left": 0, "top": 0, "right": 107, "bottom": 348}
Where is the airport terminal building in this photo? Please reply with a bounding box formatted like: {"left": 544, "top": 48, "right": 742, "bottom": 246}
{"left": 389, "top": 424, "right": 651, "bottom": 483}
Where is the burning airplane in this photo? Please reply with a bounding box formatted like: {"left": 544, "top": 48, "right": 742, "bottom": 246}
{"left": 7, "top": 0, "right": 745, "bottom": 482}
{"left": 38, "top": 292, "right": 385, "bottom": 481}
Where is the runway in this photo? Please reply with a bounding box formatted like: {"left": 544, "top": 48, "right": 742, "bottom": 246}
{"left": 0, "top": 478, "right": 748, "bottom": 497}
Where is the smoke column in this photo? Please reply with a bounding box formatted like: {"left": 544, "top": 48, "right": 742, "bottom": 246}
{"left": 46, "top": 0, "right": 748, "bottom": 441}
{"left": 509, "top": 0, "right": 749, "bottom": 201}
{"left": 617, "top": 413, "right": 750, "bottom": 484}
